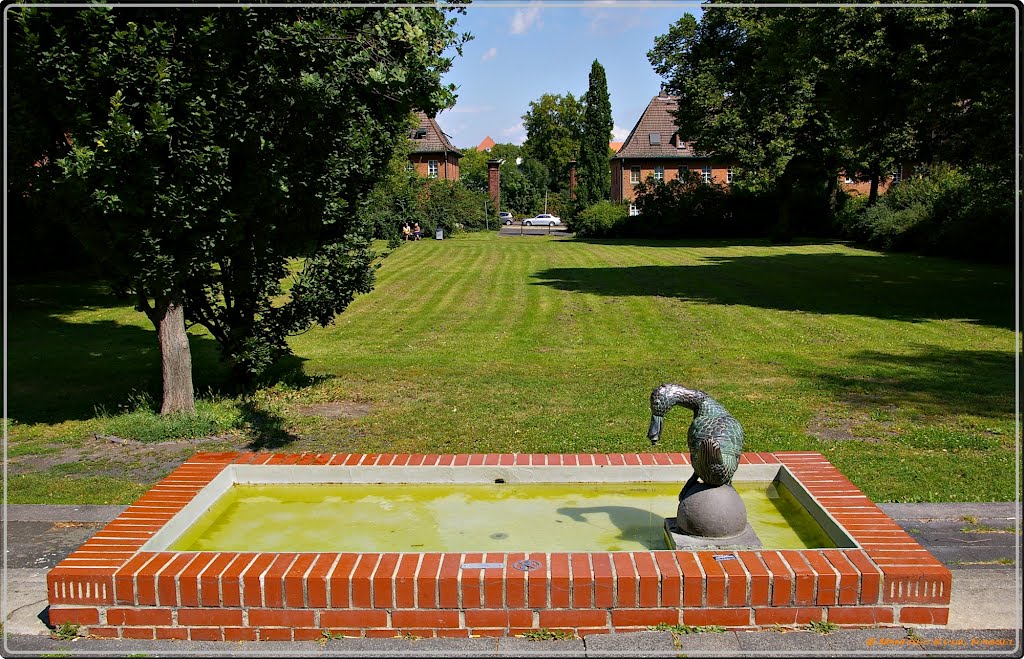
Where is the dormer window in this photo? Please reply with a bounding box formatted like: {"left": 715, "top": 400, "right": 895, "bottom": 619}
{"left": 676, "top": 134, "right": 687, "bottom": 150}
{"left": 649, "top": 132, "right": 661, "bottom": 146}
{"left": 414, "top": 128, "right": 427, "bottom": 139}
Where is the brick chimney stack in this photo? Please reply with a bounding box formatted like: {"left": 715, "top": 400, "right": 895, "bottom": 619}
{"left": 487, "top": 159, "right": 501, "bottom": 212}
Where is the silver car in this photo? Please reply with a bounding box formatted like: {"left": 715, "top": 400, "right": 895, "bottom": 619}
{"left": 499, "top": 212, "right": 514, "bottom": 225}
{"left": 523, "top": 213, "right": 561, "bottom": 227}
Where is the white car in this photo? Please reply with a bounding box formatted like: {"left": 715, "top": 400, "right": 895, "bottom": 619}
{"left": 523, "top": 213, "right": 561, "bottom": 227}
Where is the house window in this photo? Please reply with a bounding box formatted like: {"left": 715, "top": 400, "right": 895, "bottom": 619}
{"left": 628, "top": 203, "right": 639, "bottom": 217}
{"left": 701, "top": 165, "right": 711, "bottom": 184}
{"left": 891, "top": 169, "right": 902, "bottom": 184}
{"left": 654, "top": 166, "right": 665, "bottom": 181}
{"left": 630, "top": 166, "right": 641, "bottom": 184}
{"left": 678, "top": 167, "right": 686, "bottom": 179}
{"left": 428, "top": 160, "right": 439, "bottom": 178}
{"left": 677, "top": 135, "right": 687, "bottom": 150}
{"left": 405, "top": 161, "right": 415, "bottom": 173}
{"left": 727, "top": 168, "right": 734, "bottom": 183}
{"left": 844, "top": 175, "right": 854, "bottom": 184}
{"left": 649, "top": 132, "right": 661, "bottom": 145}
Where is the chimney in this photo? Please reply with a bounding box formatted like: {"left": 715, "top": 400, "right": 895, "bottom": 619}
{"left": 487, "top": 159, "right": 501, "bottom": 211}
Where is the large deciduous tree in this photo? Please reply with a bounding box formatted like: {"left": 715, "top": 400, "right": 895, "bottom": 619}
{"left": 10, "top": 6, "right": 469, "bottom": 413}
{"left": 522, "top": 93, "right": 583, "bottom": 193}
{"left": 577, "top": 60, "right": 613, "bottom": 208}
{"left": 649, "top": 4, "right": 1014, "bottom": 233}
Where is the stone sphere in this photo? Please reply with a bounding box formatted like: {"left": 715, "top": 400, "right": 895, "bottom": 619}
{"left": 676, "top": 482, "right": 747, "bottom": 538}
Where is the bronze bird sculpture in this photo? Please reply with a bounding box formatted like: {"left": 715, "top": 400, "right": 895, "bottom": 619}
{"left": 648, "top": 384, "right": 744, "bottom": 499}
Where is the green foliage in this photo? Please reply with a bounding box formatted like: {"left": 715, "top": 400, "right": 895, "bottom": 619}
{"left": 101, "top": 392, "right": 243, "bottom": 442}
{"left": 648, "top": 5, "right": 1014, "bottom": 246}
{"left": 628, "top": 171, "right": 761, "bottom": 239}
{"left": 806, "top": 620, "right": 839, "bottom": 635}
{"left": 577, "top": 60, "right": 613, "bottom": 208}
{"left": 838, "top": 164, "right": 1013, "bottom": 262}
{"left": 649, "top": 623, "right": 727, "bottom": 635}
{"left": 50, "top": 624, "right": 81, "bottom": 641}
{"left": 10, "top": 5, "right": 470, "bottom": 382}
{"left": 418, "top": 178, "right": 493, "bottom": 235}
{"left": 520, "top": 628, "right": 576, "bottom": 641}
{"left": 522, "top": 93, "right": 583, "bottom": 193}
{"left": 572, "top": 200, "right": 629, "bottom": 238}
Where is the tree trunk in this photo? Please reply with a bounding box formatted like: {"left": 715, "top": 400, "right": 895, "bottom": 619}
{"left": 824, "top": 162, "right": 839, "bottom": 223}
{"left": 868, "top": 160, "right": 880, "bottom": 205}
{"left": 771, "top": 167, "right": 794, "bottom": 243}
{"left": 152, "top": 299, "right": 196, "bottom": 415}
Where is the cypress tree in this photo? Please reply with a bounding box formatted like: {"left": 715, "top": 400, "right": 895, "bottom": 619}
{"left": 578, "top": 60, "right": 613, "bottom": 208}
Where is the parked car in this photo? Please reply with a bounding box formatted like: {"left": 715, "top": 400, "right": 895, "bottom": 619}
{"left": 499, "top": 211, "right": 514, "bottom": 225}
{"left": 523, "top": 213, "right": 561, "bottom": 227}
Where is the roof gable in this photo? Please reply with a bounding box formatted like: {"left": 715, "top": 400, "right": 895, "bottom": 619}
{"left": 409, "top": 111, "right": 462, "bottom": 157}
{"left": 613, "top": 95, "right": 699, "bottom": 159}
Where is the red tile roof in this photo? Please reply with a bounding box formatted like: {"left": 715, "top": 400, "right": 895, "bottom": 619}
{"left": 409, "top": 112, "right": 462, "bottom": 157}
{"left": 478, "top": 136, "right": 496, "bottom": 151}
{"left": 613, "top": 95, "right": 701, "bottom": 160}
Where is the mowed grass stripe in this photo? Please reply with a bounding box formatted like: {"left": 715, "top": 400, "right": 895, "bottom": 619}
{"left": 7, "top": 235, "right": 1016, "bottom": 503}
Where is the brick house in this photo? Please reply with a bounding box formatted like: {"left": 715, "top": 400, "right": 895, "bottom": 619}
{"left": 610, "top": 93, "right": 733, "bottom": 213}
{"left": 408, "top": 111, "right": 461, "bottom": 181}
{"left": 611, "top": 93, "right": 907, "bottom": 212}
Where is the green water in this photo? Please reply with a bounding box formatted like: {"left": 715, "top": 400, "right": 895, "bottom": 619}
{"left": 168, "top": 481, "right": 836, "bottom": 552}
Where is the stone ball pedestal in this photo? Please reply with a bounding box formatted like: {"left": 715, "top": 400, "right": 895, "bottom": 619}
{"left": 676, "top": 480, "right": 747, "bottom": 537}
{"left": 663, "top": 480, "right": 763, "bottom": 550}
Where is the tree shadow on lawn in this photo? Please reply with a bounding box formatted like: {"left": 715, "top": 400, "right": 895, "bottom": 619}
{"left": 7, "top": 314, "right": 232, "bottom": 425}
{"left": 805, "top": 346, "right": 1016, "bottom": 421}
{"left": 532, "top": 251, "right": 1014, "bottom": 329}
{"left": 7, "top": 282, "right": 317, "bottom": 429}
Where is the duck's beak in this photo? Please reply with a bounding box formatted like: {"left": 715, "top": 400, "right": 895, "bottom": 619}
{"left": 647, "top": 415, "right": 663, "bottom": 446}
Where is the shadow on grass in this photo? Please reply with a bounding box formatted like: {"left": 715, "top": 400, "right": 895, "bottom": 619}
{"left": 532, "top": 251, "right": 1014, "bottom": 329}
{"left": 7, "top": 281, "right": 322, "bottom": 427}
{"left": 238, "top": 401, "right": 304, "bottom": 451}
{"left": 7, "top": 314, "right": 229, "bottom": 425}
{"left": 806, "top": 347, "right": 1016, "bottom": 420}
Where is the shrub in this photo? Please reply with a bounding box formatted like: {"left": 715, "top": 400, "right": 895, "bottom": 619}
{"left": 626, "top": 170, "right": 761, "bottom": 239}
{"left": 837, "top": 163, "right": 1013, "bottom": 262}
{"left": 572, "top": 200, "right": 629, "bottom": 237}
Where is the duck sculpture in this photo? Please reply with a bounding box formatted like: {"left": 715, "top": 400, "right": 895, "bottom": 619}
{"left": 648, "top": 384, "right": 744, "bottom": 500}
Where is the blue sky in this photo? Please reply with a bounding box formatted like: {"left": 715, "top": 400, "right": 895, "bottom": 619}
{"left": 436, "top": 2, "right": 700, "bottom": 150}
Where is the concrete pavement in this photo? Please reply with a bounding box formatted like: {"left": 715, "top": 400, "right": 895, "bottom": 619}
{"left": 2, "top": 502, "right": 1020, "bottom": 656}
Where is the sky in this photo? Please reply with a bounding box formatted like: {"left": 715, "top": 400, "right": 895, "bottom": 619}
{"left": 435, "top": 2, "right": 703, "bottom": 150}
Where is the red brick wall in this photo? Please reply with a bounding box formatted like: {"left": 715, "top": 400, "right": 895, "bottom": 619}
{"left": 408, "top": 154, "right": 460, "bottom": 181}
{"left": 611, "top": 159, "right": 732, "bottom": 202}
{"left": 47, "top": 451, "right": 952, "bottom": 641}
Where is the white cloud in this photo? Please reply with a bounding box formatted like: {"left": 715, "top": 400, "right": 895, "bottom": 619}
{"left": 481, "top": 47, "right": 498, "bottom": 62}
{"left": 500, "top": 121, "right": 527, "bottom": 144}
{"left": 582, "top": 5, "right": 646, "bottom": 35}
{"left": 611, "top": 125, "right": 631, "bottom": 142}
{"left": 510, "top": 3, "right": 543, "bottom": 35}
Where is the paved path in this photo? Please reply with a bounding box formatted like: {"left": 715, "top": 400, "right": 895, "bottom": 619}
{"left": 2, "top": 502, "right": 1020, "bottom": 656}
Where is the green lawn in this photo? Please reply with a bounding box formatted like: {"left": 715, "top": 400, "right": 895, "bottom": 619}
{"left": 6, "top": 233, "right": 1018, "bottom": 503}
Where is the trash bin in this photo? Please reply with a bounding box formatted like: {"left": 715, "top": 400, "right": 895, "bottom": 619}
{"left": 435, "top": 228, "right": 444, "bottom": 240}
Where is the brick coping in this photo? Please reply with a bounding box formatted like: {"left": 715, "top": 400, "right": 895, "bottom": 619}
{"left": 47, "top": 452, "right": 952, "bottom": 640}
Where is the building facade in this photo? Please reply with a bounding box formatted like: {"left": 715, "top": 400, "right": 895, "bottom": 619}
{"left": 610, "top": 94, "right": 732, "bottom": 212}
{"left": 612, "top": 94, "right": 907, "bottom": 212}
{"left": 408, "top": 111, "right": 461, "bottom": 181}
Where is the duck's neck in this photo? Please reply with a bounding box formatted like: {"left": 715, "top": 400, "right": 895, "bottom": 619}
{"left": 658, "top": 384, "right": 707, "bottom": 413}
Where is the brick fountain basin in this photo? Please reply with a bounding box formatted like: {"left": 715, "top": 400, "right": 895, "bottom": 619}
{"left": 47, "top": 451, "right": 951, "bottom": 640}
